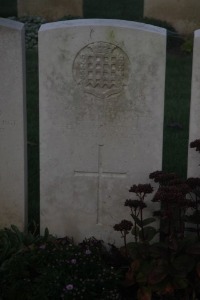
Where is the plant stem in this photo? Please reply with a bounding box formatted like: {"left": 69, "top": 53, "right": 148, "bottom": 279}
{"left": 195, "top": 193, "right": 200, "bottom": 240}
{"left": 134, "top": 208, "right": 138, "bottom": 243}
{"left": 140, "top": 208, "right": 145, "bottom": 241}
{"left": 123, "top": 232, "right": 128, "bottom": 257}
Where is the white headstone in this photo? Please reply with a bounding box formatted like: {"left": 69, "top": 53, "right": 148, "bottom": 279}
{"left": 0, "top": 18, "right": 27, "bottom": 230}
{"left": 39, "top": 19, "right": 166, "bottom": 244}
{"left": 188, "top": 30, "right": 200, "bottom": 177}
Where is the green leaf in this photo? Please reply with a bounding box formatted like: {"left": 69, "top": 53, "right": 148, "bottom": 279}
{"left": 173, "top": 277, "right": 189, "bottom": 289}
{"left": 126, "top": 242, "right": 139, "bottom": 258}
{"left": 131, "top": 226, "right": 140, "bottom": 236}
{"left": 10, "top": 225, "right": 24, "bottom": 243}
{"left": 150, "top": 243, "right": 168, "bottom": 258}
{"left": 187, "top": 243, "right": 200, "bottom": 255}
{"left": 136, "top": 271, "right": 147, "bottom": 283}
{"left": 126, "top": 242, "right": 138, "bottom": 249}
{"left": 172, "top": 255, "right": 195, "bottom": 274}
{"left": 139, "top": 226, "right": 158, "bottom": 242}
{"left": 142, "top": 218, "right": 156, "bottom": 226}
{"left": 137, "top": 287, "right": 152, "bottom": 300}
{"left": 131, "top": 214, "right": 142, "bottom": 227}
{"left": 44, "top": 228, "right": 49, "bottom": 240}
{"left": 148, "top": 268, "right": 168, "bottom": 285}
{"left": 147, "top": 259, "right": 168, "bottom": 285}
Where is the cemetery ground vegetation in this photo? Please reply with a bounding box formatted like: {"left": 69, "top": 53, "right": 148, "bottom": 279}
{"left": 1, "top": 142, "right": 200, "bottom": 299}
{"left": 113, "top": 140, "right": 200, "bottom": 300}
{"left": 0, "top": 227, "right": 122, "bottom": 299}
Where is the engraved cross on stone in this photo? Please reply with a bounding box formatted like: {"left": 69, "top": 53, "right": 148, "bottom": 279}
{"left": 74, "top": 145, "right": 126, "bottom": 224}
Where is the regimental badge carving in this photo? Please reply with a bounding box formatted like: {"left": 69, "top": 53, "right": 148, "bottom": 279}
{"left": 73, "top": 42, "right": 130, "bottom": 99}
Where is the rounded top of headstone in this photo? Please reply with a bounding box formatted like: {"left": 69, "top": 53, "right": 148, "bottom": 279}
{"left": 39, "top": 19, "right": 166, "bottom": 36}
{"left": 0, "top": 18, "right": 24, "bottom": 30}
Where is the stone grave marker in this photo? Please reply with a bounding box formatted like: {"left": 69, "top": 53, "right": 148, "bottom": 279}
{"left": 188, "top": 30, "right": 200, "bottom": 178}
{"left": 39, "top": 19, "right": 166, "bottom": 244}
{"left": 0, "top": 18, "right": 27, "bottom": 230}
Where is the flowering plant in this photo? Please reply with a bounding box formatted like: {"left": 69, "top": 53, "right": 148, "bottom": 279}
{"left": 0, "top": 236, "right": 121, "bottom": 299}
{"left": 114, "top": 139, "right": 200, "bottom": 300}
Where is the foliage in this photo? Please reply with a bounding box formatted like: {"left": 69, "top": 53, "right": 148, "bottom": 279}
{"left": 0, "top": 230, "right": 121, "bottom": 300}
{"left": 114, "top": 140, "right": 200, "bottom": 299}
{"left": 181, "top": 37, "right": 194, "bottom": 55}
{"left": 142, "top": 17, "right": 184, "bottom": 51}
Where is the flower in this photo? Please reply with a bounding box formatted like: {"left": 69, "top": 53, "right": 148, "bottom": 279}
{"left": 152, "top": 186, "right": 184, "bottom": 203}
{"left": 129, "top": 184, "right": 153, "bottom": 194}
{"left": 125, "top": 199, "right": 146, "bottom": 209}
{"left": 39, "top": 244, "right": 46, "bottom": 249}
{"left": 190, "top": 139, "right": 200, "bottom": 152}
{"left": 149, "top": 170, "right": 163, "bottom": 179}
{"left": 65, "top": 284, "right": 74, "bottom": 290}
{"left": 149, "top": 171, "right": 177, "bottom": 184}
{"left": 186, "top": 177, "right": 200, "bottom": 189}
{"left": 113, "top": 220, "right": 133, "bottom": 232}
{"left": 71, "top": 259, "right": 76, "bottom": 264}
{"left": 85, "top": 249, "right": 91, "bottom": 255}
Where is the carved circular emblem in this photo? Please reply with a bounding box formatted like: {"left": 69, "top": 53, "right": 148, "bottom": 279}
{"left": 73, "top": 42, "right": 130, "bottom": 99}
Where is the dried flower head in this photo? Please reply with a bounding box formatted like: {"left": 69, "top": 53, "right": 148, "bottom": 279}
{"left": 152, "top": 186, "right": 184, "bottom": 203}
{"left": 113, "top": 220, "right": 133, "bottom": 232}
{"left": 190, "top": 139, "right": 200, "bottom": 152}
{"left": 125, "top": 199, "right": 146, "bottom": 209}
{"left": 186, "top": 177, "right": 200, "bottom": 189}
{"left": 149, "top": 171, "right": 177, "bottom": 184}
{"left": 129, "top": 184, "right": 153, "bottom": 194}
{"left": 149, "top": 170, "right": 163, "bottom": 180}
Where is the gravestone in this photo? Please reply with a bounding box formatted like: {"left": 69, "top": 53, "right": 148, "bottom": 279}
{"left": 188, "top": 30, "right": 200, "bottom": 178}
{"left": 0, "top": 18, "right": 27, "bottom": 230}
{"left": 39, "top": 19, "right": 166, "bottom": 244}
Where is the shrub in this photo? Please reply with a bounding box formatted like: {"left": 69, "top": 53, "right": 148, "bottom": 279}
{"left": 114, "top": 140, "right": 200, "bottom": 300}
{"left": 0, "top": 231, "right": 121, "bottom": 300}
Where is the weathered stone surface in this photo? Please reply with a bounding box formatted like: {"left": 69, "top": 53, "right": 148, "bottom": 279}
{"left": 0, "top": 18, "right": 27, "bottom": 230}
{"left": 39, "top": 19, "right": 166, "bottom": 245}
{"left": 144, "top": 0, "right": 200, "bottom": 35}
{"left": 188, "top": 30, "right": 200, "bottom": 178}
{"left": 17, "top": 0, "right": 83, "bottom": 21}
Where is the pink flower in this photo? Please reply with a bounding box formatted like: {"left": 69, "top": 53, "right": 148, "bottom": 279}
{"left": 65, "top": 284, "right": 73, "bottom": 290}
{"left": 39, "top": 244, "right": 46, "bottom": 249}
{"left": 71, "top": 259, "right": 76, "bottom": 264}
